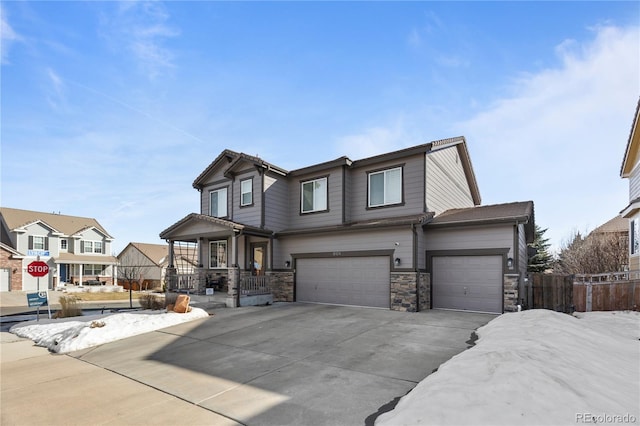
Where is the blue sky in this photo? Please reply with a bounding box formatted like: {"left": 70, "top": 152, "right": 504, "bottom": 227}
{"left": 2, "top": 1, "right": 639, "bottom": 254}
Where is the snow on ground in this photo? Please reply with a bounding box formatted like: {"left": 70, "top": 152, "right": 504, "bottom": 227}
{"left": 376, "top": 310, "right": 640, "bottom": 426}
{"left": 10, "top": 308, "right": 209, "bottom": 354}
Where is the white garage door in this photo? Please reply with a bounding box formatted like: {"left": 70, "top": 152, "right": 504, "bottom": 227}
{"left": 296, "top": 257, "right": 390, "bottom": 308}
{"left": 0, "top": 268, "right": 9, "bottom": 292}
{"left": 432, "top": 255, "right": 503, "bottom": 313}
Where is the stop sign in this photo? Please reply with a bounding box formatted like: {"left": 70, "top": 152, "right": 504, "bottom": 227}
{"left": 27, "top": 261, "right": 49, "bottom": 277}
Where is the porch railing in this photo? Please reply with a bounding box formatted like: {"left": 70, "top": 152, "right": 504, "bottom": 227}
{"left": 171, "top": 273, "right": 197, "bottom": 293}
{"left": 241, "top": 275, "right": 271, "bottom": 296}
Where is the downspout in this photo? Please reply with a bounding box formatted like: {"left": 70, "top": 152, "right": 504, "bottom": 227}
{"left": 412, "top": 223, "right": 420, "bottom": 312}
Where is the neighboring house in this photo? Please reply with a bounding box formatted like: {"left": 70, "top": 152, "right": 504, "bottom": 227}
{"left": 620, "top": 99, "right": 640, "bottom": 271}
{"left": 0, "top": 207, "right": 117, "bottom": 291}
{"left": 160, "top": 137, "right": 534, "bottom": 313}
{"left": 591, "top": 216, "right": 629, "bottom": 241}
{"left": 0, "top": 242, "right": 23, "bottom": 292}
{"left": 117, "top": 242, "right": 197, "bottom": 290}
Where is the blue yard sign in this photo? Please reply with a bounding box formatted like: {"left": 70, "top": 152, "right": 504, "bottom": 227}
{"left": 27, "top": 292, "right": 48, "bottom": 307}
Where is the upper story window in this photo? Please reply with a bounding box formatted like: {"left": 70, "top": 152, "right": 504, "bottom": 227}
{"left": 60, "top": 239, "right": 68, "bottom": 251}
{"left": 240, "top": 178, "right": 253, "bottom": 207}
{"left": 210, "top": 187, "right": 228, "bottom": 217}
{"left": 368, "top": 167, "right": 402, "bottom": 208}
{"left": 31, "top": 235, "right": 47, "bottom": 250}
{"left": 82, "top": 240, "right": 103, "bottom": 254}
{"left": 301, "top": 177, "right": 328, "bottom": 213}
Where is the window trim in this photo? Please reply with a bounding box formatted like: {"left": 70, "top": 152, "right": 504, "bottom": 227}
{"left": 82, "top": 240, "right": 103, "bottom": 254}
{"left": 60, "top": 239, "right": 68, "bottom": 251}
{"left": 367, "top": 165, "right": 404, "bottom": 209}
{"left": 300, "top": 176, "right": 329, "bottom": 214}
{"left": 33, "top": 235, "right": 46, "bottom": 250}
{"left": 209, "top": 186, "right": 229, "bottom": 218}
{"left": 240, "top": 178, "right": 254, "bottom": 207}
{"left": 209, "top": 240, "right": 228, "bottom": 269}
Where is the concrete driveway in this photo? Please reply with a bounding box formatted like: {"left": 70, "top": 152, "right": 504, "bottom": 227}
{"left": 67, "top": 303, "right": 495, "bottom": 425}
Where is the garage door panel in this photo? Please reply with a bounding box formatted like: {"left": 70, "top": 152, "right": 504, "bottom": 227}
{"left": 297, "top": 257, "right": 389, "bottom": 308}
{"left": 432, "top": 255, "right": 502, "bottom": 313}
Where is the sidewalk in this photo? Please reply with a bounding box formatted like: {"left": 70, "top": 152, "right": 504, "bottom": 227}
{"left": 0, "top": 331, "right": 239, "bottom": 426}
{"left": 0, "top": 290, "right": 227, "bottom": 316}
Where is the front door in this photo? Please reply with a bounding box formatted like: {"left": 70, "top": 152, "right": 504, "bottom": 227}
{"left": 250, "top": 243, "right": 267, "bottom": 275}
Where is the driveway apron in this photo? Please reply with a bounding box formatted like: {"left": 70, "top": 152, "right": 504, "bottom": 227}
{"left": 69, "top": 303, "right": 495, "bottom": 425}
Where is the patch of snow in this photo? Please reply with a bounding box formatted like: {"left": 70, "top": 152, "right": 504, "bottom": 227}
{"left": 10, "top": 308, "right": 209, "bottom": 354}
{"left": 376, "top": 310, "right": 640, "bottom": 426}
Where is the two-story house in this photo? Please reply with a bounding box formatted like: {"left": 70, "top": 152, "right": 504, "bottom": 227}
{"left": 0, "top": 207, "right": 118, "bottom": 291}
{"left": 620, "top": 99, "right": 640, "bottom": 271}
{"left": 160, "top": 136, "right": 534, "bottom": 313}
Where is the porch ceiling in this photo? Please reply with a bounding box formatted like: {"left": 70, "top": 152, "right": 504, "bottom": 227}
{"left": 160, "top": 213, "right": 272, "bottom": 241}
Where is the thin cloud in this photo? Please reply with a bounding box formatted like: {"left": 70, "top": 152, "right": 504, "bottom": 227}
{"left": 1, "top": 5, "right": 22, "bottom": 64}
{"left": 335, "top": 118, "right": 410, "bottom": 160}
{"left": 458, "top": 24, "right": 640, "bottom": 249}
{"left": 99, "top": 1, "right": 180, "bottom": 79}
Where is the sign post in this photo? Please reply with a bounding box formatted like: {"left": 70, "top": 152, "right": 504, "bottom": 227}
{"left": 27, "top": 258, "right": 51, "bottom": 320}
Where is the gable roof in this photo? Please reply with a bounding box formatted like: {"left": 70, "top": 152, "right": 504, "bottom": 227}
{"left": 193, "top": 150, "right": 288, "bottom": 190}
{"left": 118, "top": 242, "right": 169, "bottom": 267}
{"left": 592, "top": 216, "right": 628, "bottom": 235}
{"left": 426, "top": 201, "right": 535, "bottom": 242}
{"left": 0, "top": 207, "right": 112, "bottom": 238}
{"left": 620, "top": 97, "right": 640, "bottom": 178}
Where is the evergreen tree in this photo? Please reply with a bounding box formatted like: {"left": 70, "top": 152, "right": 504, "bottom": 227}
{"left": 528, "top": 225, "right": 553, "bottom": 273}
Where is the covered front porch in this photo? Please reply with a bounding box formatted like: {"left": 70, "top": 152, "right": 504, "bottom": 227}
{"left": 159, "top": 213, "right": 276, "bottom": 307}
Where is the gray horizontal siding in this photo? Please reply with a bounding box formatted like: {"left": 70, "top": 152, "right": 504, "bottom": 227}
{"left": 275, "top": 228, "right": 414, "bottom": 268}
{"left": 264, "top": 173, "right": 290, "bottom": 232}
{"left": 426, "top": 147, "right": 474, "bottom": 215}
{"left": 288, "top": 167, "right": 344, "bottom": 229}
{"left": 631, "top": 166, "right": 640, "bottom": 200}
{"left": 232, "top": 170, "right": 262, "bottom": 228}
{"left": 425, "top": 225, "right": 514, "bottom": 258}
{"left": 350, "top": 154, "right": 425, "bottom": 222}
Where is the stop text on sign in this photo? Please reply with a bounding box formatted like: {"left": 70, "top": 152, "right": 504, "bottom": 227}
{"left": 27, "top": 261, "right": 49, "bottom": 277}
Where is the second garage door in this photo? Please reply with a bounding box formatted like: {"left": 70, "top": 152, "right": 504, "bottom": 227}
{"left": 432, "top": 255, "right": 503, "bottom": 313}
{"left": 296, "top": 257, "right": 390, "bottom": 308}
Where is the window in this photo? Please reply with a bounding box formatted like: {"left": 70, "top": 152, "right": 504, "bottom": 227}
{"left": 301, "top": 177, "right": 327, "bottom": 213}
{"left": 368, "top": 167, "right": 402, "bottom": 207}
{"left": 210, "top": 240, "right": 228, "bottom": 268}
{"left": 60, "top": 239, "right": 68, "bottom": 251}
{"left": 632, "top": 219, "right": 640, "bottom": 255}
{"left": 81, "top": 240, "right": 103, "bottom": 254}
{"left": 33, "top": 236, "right": 46, "bottom": 250}
{"left": 240, "top": 179, "right": 253, "bottom": 206}
{"left": 210, "top": 188, "right": 228, "bottom": 217}
{"left": 84, "top": 264, "right": 105, "bottom": 276}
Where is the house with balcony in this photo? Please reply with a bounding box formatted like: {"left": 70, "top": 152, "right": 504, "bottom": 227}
{"left": 160, "top": 136, "right": 534, "bottom": 313}
{"left": 0, "top": 207, "right": 117, "bottom": 291}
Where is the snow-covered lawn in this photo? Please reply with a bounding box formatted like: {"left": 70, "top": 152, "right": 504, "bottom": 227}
{"left": 377, "top": 310, "right": 639, "bottom": 426}
{"left": 9, "top": 308, "right": 209, "bottom": 354}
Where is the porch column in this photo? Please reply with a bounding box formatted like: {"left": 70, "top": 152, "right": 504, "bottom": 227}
{"left": 168, "top": 240, "right": 175, "bottom": 267}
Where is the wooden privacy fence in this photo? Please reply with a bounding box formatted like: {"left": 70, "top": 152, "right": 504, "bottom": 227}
{"left": 573, "top": 280, "right": 640, "bottom": 312}
{"left": 528, "top": 273, "right": 640, "bottom": 312}
{"left": 529, "top": 274, "right": 573, "bottom": 313}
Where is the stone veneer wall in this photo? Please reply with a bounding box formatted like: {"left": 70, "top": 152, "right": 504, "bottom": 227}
{"left": 503, "top": 274, "right": 519, "bottom": 312}
{"left": 268, "top": 271, "right": 294, "bottom": 302}
{"left": 418, "top": 272, "right": 430, "bottom": 311}
{"left": 390, "top": 272, "right": 419, "bottom": 312}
